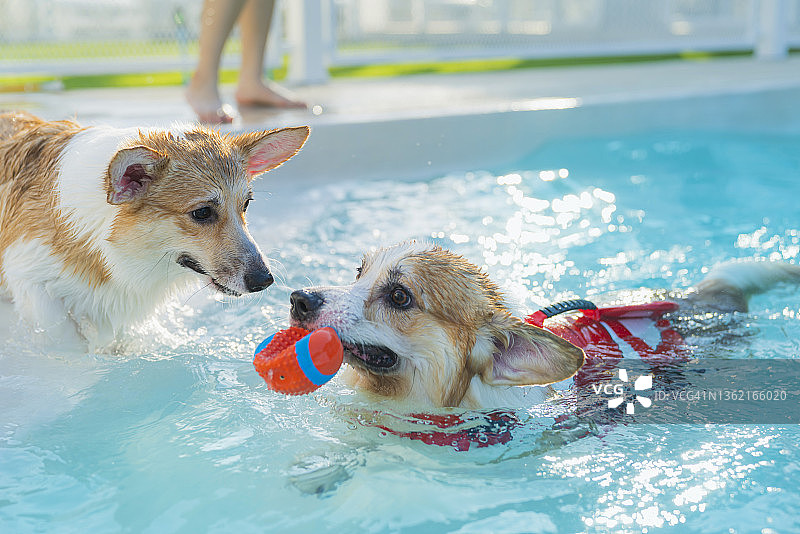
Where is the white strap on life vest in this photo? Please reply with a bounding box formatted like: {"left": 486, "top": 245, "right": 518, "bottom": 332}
{"left": 600, "top": 317, "right": 665, "bottom": 360}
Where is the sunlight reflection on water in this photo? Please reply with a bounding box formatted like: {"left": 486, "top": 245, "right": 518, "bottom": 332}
{"left": 2, "top": 131, "right": 800, "bottom": 533}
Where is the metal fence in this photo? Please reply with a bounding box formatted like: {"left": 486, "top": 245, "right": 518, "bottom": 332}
{"left": 1, "top": 0, "right": 799, "bottom": 85}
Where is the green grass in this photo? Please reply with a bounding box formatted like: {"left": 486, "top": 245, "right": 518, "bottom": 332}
{"left": 0, "top": 37, "right": 245, "bottom": 61}
{"left": 0, "top": 67, "right": 279, "bottom": 93}
{"left": 0, "top": 46, "right": 779, "bottom": 93}
{"left": 2, "top": 40, "right": 197, "bottom": 61}
{"left": 58, "top": 68, "right": 247, "bottom": 91}
{"left": 329, "top": 49, "right": 753, "bottom": 78}
{"left": 0, "top": 38, "right": 240, "bottom": 91}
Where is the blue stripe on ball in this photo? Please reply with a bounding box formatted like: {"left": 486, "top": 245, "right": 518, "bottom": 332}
{"left": 295, "top": 333, "right": 337, "bottom": 386}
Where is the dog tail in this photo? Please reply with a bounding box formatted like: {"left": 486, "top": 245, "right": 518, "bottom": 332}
{"left": 692, "top": 260, "right": 800, "bottom": 312}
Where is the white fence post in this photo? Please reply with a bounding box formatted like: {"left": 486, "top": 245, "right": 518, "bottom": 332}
{"left": 287, "top": 0, "right": 329, "bottom": 85}
{"left": 756, "top": 0, "right": 789, "bottom": 59}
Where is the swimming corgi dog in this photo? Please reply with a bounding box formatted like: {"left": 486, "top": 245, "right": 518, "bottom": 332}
{"left": 0, "top": 111, "right": 309, "bottom": 349}
{"left": 288, "top": 241, "right": 800, "bottom": 409}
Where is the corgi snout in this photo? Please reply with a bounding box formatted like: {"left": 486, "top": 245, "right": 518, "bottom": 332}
{"left": 236, "top": 234, "right": 274, "bottom": 293}
{"left": 244, "top": 260, "right": 274, "bottom": 293}
{"left": 290, "top": 290, "right": 324, "bottom": 322}
{"left": 176, "top": 247, "right": 273, "bottom": 295}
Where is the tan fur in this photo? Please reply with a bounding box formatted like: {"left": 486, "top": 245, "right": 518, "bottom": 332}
{"left": 482, "top": 311, "right": 585, "bottom": 388}
{"left": 344, "top": 369, "right": 409, "bottom": 400}
{"left": 392, "top": 247, "right": 580, "bottom": 406}
{"left": 400, "top": 248, "right": 505, "bottom": 406}
{"left": 0, "top": 111, "right": 98, "bottom": 288}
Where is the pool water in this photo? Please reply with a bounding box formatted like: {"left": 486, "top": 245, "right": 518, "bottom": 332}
{"left": 2, "top": 130, "right": 800, "bottom": 533}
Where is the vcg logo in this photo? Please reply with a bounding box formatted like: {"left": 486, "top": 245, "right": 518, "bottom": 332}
{"left": 591, "top": 368, "right": 653, "bottom": 414}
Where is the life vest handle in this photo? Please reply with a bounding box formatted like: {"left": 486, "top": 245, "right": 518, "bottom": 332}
{"left": 526, "top": 299, "right": 598, "bottom": 327}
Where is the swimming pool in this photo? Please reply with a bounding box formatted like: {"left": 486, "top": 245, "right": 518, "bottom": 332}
{"left": 2, "top": 102, "right": 800, "bottom": 531}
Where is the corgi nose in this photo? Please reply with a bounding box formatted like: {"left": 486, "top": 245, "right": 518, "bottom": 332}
{"left": 290, "top": 290, "right": 323, "bottom": 321}
{"left": 244, "top": 269, "right": 274, "bottom": 293}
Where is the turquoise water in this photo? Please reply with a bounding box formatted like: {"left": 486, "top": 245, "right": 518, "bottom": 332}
{"left": 2, "top": 130, "right": 800, "bottom": 533}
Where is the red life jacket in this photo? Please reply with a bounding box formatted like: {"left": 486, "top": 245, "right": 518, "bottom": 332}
{"left": 374, "top": 410, "right": 519, "bottom": 452}
{"left": 378, "top": 300, "right": 688, "bottom": 451}
{"left": 525, "top": 300, "right": 690, "bottom": 387}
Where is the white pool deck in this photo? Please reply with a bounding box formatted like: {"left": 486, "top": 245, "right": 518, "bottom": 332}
{"left": 2, "top": 56, "right": 800, "bottom": 183}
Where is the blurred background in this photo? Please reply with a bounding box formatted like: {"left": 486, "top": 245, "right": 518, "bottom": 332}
{"left": 2, "top": 0, "right": 799, "bottom": 92}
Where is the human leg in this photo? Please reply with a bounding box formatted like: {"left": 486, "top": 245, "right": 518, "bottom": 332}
{"left": 186, "top": 0, "right": 246, "bottom": 123}
{"left": 234, "top": 0, "right": 306, "bottom": 109}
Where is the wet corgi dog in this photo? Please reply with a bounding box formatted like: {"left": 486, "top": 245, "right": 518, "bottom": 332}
{"left": 0, "top": 111, "right": 309, "bottom": 349}
{"left": 289, "top": 241, "right": 800, "bottom": 409}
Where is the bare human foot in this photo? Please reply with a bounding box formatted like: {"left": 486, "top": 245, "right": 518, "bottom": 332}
{"left": 185, "top": 78, "right": 236, "bottom": 124}
{"left": 235, "top": 80, "right": 307, "bottom": 109}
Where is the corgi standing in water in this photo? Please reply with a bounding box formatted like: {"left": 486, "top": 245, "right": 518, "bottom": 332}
{"left": 0, "top": 111, "right": 309, "bottom": 349}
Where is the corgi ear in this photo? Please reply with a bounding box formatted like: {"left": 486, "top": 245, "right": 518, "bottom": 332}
{"left": 106, "top": 146, "right": 168, "bottom": 205}
{"left": 481, "top": 312, "right": 584, "bottom": 387}
{"left": 234, "top": 126, "right": 310, "bottom": 178}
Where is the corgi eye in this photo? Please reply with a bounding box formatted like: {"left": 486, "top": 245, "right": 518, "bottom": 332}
{"left": 356, "top": 266, "right": 363, "bottom": 279}
{"left": 190, "top": 207, "right": 216, "bottom": 223}
{"left": 389, "top": 286, "right": 412, "bottom": 309}
{"left": 243, "top": 199, "right": 251, "bottom": 212}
